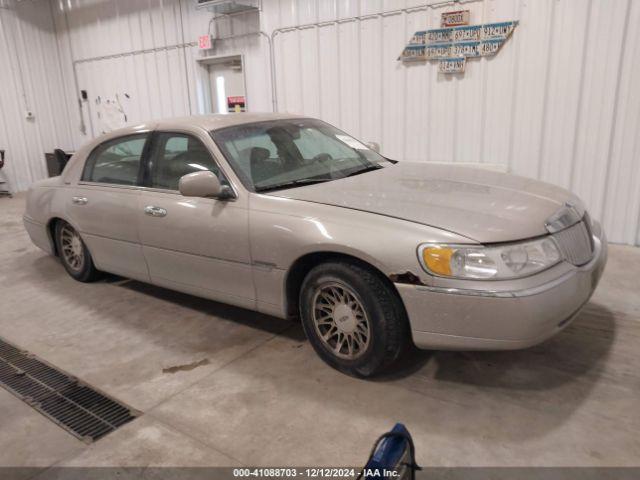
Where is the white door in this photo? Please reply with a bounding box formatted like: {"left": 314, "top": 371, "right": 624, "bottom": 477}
{"left": 208, "top": 57, "right": 246, "bottom": 114}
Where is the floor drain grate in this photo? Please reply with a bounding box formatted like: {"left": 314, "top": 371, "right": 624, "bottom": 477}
{"left": 0, "top": 338, "right": 139, "bottom": 442}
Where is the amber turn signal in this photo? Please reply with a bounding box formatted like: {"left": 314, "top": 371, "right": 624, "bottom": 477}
{"left": 421, "top": 246, "right": 454, "bottom": 276}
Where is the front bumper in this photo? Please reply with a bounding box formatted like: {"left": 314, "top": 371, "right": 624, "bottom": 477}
{"left": 397, "top": 227, "right": 608, "bottom": 350}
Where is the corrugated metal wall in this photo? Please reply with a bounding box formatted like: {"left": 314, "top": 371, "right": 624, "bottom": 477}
{"left": 265, "top": 0, "right": 640, "bottom": 246}
{"left": 3, "top": 0, "right": 640, "bottom": 246}
{"left": 50, "top": 0, "right": 272, "bottom": 149}
{"left": 0, "top": 0, "right": 73, "bottom": 192}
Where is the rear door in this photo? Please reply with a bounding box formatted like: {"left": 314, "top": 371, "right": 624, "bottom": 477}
{"left": 69, "top": 133, "right": 151, "bottom": 281}
{"left": 136, "top": 130, "right": 254, "bottom": 309}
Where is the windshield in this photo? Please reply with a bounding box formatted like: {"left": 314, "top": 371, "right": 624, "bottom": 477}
{"left": 211, "top": 119, "right": 390, "bottom": 192}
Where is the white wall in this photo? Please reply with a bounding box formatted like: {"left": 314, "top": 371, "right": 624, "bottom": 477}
{"left": 264, "top": 0, "right": 640, "bottom": 246}
{"left": 50, "top": 0, "right": 271, "bottom": 148}
{"left": 0, "top": 0, "right": 74, "bottom": 192}
{"left": 3, "top": 0, "right": 640, "bottom": 246}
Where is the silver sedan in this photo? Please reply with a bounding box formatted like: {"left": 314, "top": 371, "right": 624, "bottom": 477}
{"left": 23, "top": 113, "right": 607, "bottom": 376}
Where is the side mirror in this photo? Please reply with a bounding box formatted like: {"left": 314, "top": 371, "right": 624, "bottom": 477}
{"left": 366, "top": 141, "right": 380, "bottom": 153}
{"left": 179, "top": 171, "right": 234, "bottom": 199}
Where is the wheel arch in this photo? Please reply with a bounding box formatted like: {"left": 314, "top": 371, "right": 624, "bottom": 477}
{"left": 47, "top": 217, "right": 87, "bottom": 258}
{"left": 283, "top": 251, "right": 404, "bottom": 320}
{"left": 47, "top": 217, "right": 63, "bottom": 256}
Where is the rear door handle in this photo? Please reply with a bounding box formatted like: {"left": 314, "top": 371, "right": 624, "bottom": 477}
{"left": 72, "top": 196, "right": 88, "bottom": 205}
{"left": 144, "top": 205, "right": 167, "bottom": 217}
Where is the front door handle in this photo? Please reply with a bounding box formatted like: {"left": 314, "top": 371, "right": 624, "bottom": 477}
{"left": 144, "top": 205, "right": 167, "bottom": 217}
{"left": 72, "top": 196, "right": 88, "bottom": 205}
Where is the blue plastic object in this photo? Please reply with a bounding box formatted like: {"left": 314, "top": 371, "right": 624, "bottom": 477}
{"left": 361, "top": 423, "right": 420, "bottom": 480}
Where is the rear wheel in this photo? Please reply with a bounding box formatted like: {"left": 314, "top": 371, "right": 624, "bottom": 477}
{"left": 300, "top": 261, "right": 408, "bottom": 377}
{"left": 54, "top": 221, "right": 101, "bottom": 282}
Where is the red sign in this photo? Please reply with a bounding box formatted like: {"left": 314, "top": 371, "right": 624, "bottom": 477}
{"left": 198, "top": 34, "right": 212, "bottom": 50}
{"left": 227, "top": 96, "right": 246, "bottom": 113}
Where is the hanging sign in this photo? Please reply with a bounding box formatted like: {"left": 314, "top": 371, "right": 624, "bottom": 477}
{"left": 441, "top": 10, "right": 470, "bottom": 27}
{"left": 426, "top": 28, "right": 451, "bottom": 44}
{"left": 452, "top": 25, "right": 481, "bottom": 42}
{"left": 398, "top": 12, "right": 518, "bottom": 74}
{"left": 439, "top": 57, "right": 466, "bottom": 74}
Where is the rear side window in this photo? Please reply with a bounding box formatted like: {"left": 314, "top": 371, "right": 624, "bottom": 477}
{"left": 147, "top": 133, "right": 224, "bottom": 190}
{"left": 82, "top": 134, "right": 148, "bottom": 185}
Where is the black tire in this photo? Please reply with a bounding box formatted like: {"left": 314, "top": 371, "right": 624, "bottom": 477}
{"left": 299, "top": 261, "right": 408, "bottom": 377}
{"left": 54, "top": 220, "right": 102, "bottom": 282}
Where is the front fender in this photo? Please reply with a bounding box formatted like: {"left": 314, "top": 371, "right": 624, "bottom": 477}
{"left": 248, "top": 194, "right": 475, "bottom": 316}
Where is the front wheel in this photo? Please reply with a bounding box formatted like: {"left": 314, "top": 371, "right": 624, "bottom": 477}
{"left": 299, "top": 261, "right": 408, "bottom": 377}
{"left": 54, "top": 221, "right": 101, "bottom": 282}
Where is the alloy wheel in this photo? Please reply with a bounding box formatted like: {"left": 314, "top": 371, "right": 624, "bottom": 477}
{"left": 311, "top": 282, "right": 371, "bottom": 359}
{"left": 60, "top": 224, "right": 85, "bottom": 272}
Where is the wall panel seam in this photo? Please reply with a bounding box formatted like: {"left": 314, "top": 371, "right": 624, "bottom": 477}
{"left": 567, "top": 0, "right": 592, "bottom": 193}
{"left": 600, "top": 0, "right": 632, "bottom": 228}
{"left": 536, "top": 0, "right": 556, "bottom": 180}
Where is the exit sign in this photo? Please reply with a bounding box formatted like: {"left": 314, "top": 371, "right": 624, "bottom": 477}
{"left": 198, "top": 34, "right": 212, "bottom": 50}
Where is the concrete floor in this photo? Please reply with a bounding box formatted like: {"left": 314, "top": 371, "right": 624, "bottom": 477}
{"left": 1, "top": 193, "right": 639, "bottom": 469}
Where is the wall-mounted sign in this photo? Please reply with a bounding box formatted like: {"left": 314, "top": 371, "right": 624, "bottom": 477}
{"left": 453, "top": 25, "right": 481, "bottom": 42}
{"left": 198, "top": 34, "right": 212, "bottom": 50}
{"left": 439, "top": 57, "right": 466, "bottom": 74}
{"left": 441, "top": 10, "right": 470, "bottom": 27}
{"left": 399, "top": 16, "right": 518, "bottom": 74}
{"left": 227, "top": 96, "right": 246, "bottom": 113}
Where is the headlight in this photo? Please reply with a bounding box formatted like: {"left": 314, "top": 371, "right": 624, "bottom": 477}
{"left": 418, "top": 237, "right": 561, "bottom": 280}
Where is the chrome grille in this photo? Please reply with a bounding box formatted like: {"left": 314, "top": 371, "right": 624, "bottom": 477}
{"left": 552, "top": 219, "right": 594, "bottom": 266}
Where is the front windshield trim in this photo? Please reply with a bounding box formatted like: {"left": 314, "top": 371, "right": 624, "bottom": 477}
{"left": 209, "top": 118, "right": 390, "bottom": 193}
{"left": 254, "top": 177, "right": 332, "bottom": 193}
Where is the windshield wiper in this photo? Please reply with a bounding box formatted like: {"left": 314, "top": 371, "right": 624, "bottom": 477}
{"left": 344, "top": 164, "right": 384, "bottom": 178}
{"left": 255, "top": 177, "right": 331, "bottom": 193}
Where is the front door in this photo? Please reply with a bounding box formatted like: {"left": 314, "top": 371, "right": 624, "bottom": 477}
{"left": 136, "top": 131, "right": 254, "bottom": 309}
{"left": 69, "top": 133, "right": 150, "bottom": 281}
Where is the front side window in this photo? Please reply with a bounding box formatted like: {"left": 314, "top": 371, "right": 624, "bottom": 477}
{"left": 82, "top": 134, "right": 148, "bottom": 185}
{"left": 211, "top": 119, "right": 390, "bottom": 192}
{"left": 147, "top": 133, "right": 224, "bottom": 190}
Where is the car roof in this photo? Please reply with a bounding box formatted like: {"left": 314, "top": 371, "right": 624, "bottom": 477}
{"left": 59, "top": 113, "right": 310, "bottom": 183}
{"left": 108, "top": 112, "right": 308, "bottom": 137}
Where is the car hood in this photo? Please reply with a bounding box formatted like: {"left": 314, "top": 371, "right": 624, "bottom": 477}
{"left": 269, "top": 162, "right": 579, "bottom": 243}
